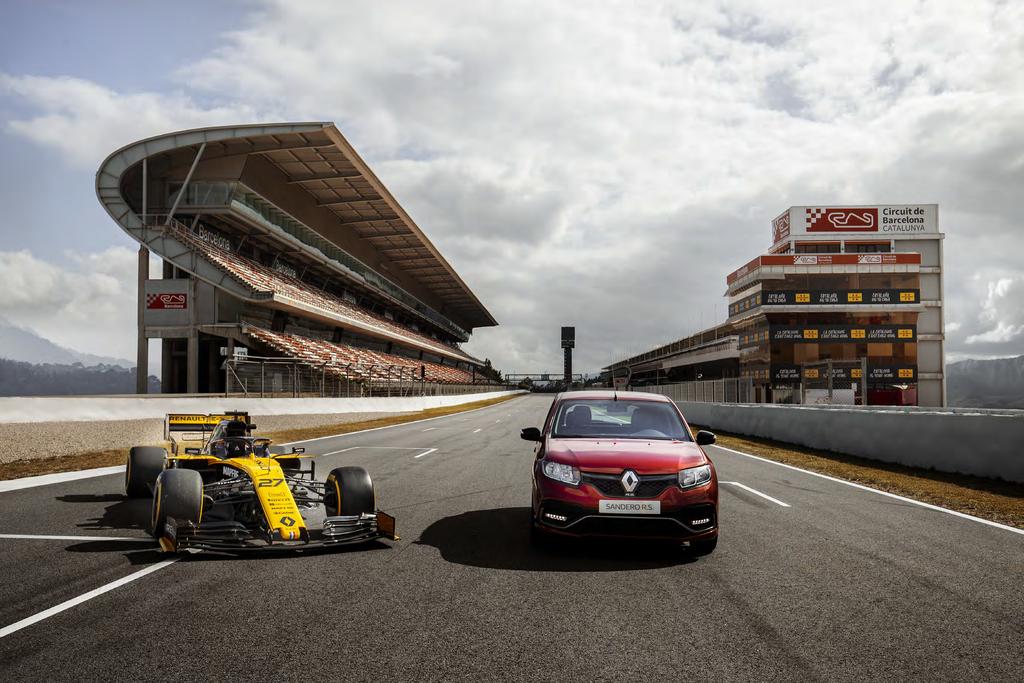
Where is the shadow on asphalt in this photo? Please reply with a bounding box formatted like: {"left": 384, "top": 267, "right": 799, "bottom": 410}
{"left": 417, "top": 507, "right": 697, "bottom": 571}
{"left": 55, "top": 493, "right": 150, "bottom": 532}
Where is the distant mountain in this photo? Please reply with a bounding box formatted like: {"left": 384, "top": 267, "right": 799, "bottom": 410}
{"left": 947, "top": 355, "right": 1024, "bottom": 409}
{"left": 0, "top": 318, "right": 133, "bottom": 368}
{"left": 0, "top": 358, "right": 160, "bottom": 396}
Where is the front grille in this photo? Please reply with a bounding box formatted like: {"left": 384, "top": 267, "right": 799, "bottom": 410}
{"left": 581, "top": 472, "right": 678, "bottom": 498}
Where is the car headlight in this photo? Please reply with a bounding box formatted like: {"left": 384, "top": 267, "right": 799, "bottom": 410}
{"left": 679, "top": 464, "right": 712, "bottom": 489}
{"left": 542, "top": 460, "right": 581, "bottom": 485}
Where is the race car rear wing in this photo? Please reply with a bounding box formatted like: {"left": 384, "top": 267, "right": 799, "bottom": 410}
{"left": 164, "top": 411, "right": 252, "bottom": 442}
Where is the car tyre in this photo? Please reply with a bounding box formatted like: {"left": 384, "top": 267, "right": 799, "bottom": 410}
{"left": 324, "top": 466, "right": 375, "bottom": 516}
{"left": 151, "top": 468, "right": 203, "bottom": 538}
{"left": 125, "top": 446, "right": 166, "bottom": 498}
{"left": 689, "top": 536, "right": 718, "bottom": 557}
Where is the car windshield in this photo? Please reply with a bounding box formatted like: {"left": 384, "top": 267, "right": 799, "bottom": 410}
{"left": 551, "top": 399, "right": 691, "bottom": 441}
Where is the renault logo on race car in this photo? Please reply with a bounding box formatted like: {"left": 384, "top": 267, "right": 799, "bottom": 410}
{"left": 621, "top": 470, "right": 639, "bottom": 495}
{"left": 280, "top": 516, "right": 296, "bottom": 527}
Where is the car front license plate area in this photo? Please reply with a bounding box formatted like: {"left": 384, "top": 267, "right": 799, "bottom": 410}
{"left": 598, "top": 500, "right": 661, "bottom": 515}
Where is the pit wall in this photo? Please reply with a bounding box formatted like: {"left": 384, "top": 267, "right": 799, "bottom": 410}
{"left": 675, "top": 402, "right": 1024, "bottom": 484}
{"left": 0, "top": 390, "right": 523, "bottom": 425}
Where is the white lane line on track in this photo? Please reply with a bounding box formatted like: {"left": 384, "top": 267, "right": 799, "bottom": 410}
{"left": 0, "top": 534, "right": 153, "bottom": 542}
{"left": 282, "top": 395, "right": 525, "bottom": 447}
{"left": 473, "top": 428, "right": 482, "bottom": 433}
{"left": 720, "top": 481, "right": 791, "bottom": 507}
{"left": 0, "top": 466, "right": 125, "bottom": 493}
{"left": 322, "top": 446, "right": 360, "bottom": 456}
{"left": 321, "top": 446, "right": 437, "bottom": 458}
{"left": 414, "top": 448, "right": 437, "bottom": 459}
{"left": 0, "top": 558, "right": 179, "bottom": 640}
{"left": 496, "top": 419, "right": 501, "bottom": 423}
{"left": 712, "top": 445, "right": 1024, "bottom": 537}
{"left": 0, "top": 395, "right": 525, "bottom": 493}
{"left": 422, "top": 427, "right": 436, "bottom": 432}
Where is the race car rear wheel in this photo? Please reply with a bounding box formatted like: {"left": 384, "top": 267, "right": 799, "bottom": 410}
{"left": 324, "top": 466, "right": 375, "bottom": 516}
{"left": 150, "top": 468, "right": 203, "bottom": 537}
{"left": 125, "top": 446, "right": 166, "bottom": 498}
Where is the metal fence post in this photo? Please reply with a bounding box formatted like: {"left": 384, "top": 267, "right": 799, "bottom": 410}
{"left": 861, "top": 357, "right": 869, "bottom": 406}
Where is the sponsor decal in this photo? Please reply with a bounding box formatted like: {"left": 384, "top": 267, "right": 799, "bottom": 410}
{"left": 771, "top": 364, "right": 916, "bottom": 383}
{"left": 730, "top": 289, "right": 920, "bottom": 316}
{"left": 857, "top": 254, "right": 883, "bottom": 264}
{"left": 146, "top": 293, "right": 187, "bottom": 310}
{"left": 807, "top": 207, "right": 879, "bottom": 232}
{"left": 770, "top": 325, "right": 917, "bottom": 343}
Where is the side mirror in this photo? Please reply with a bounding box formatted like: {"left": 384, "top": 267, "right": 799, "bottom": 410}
{"left": 291, "top": 447, "right": 305, "bottom": 454}
{"left": 520, "top": 427, "right": 542, "bottom": 442}
{"left": 695, "top": 430, "right": 716, "bottom": 446}
{"left": 184, "top": 447, "right": 202, "bottom": 455}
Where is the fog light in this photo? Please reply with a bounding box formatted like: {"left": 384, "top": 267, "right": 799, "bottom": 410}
{"left": 544, "top": 512, "right": 568, "bottom": 522}
{"left": 692, "top": 517, "right": 711, "bottom": 526}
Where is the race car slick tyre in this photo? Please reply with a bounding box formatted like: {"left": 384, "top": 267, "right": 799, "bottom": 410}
{"left": 689, "top": 536, "right": 718, "bottom": 557}
{"left": 150, "top": 468, "right": 203, "bottom": 537}
{"left": 125, "top": 446, "right": 165, "bottom": 498}
{"left": 324, "top": 466, "right": 375, "bottom": 516}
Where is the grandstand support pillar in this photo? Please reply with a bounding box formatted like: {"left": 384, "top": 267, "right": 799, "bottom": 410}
{"left": 187, "top": 277, "right": 198, "bottom": 393}
{"left": 165, "top": 142, "right": 206, "bottom": 226}
{"left": 136, "top": 245, "right": 149, "bottom": 394}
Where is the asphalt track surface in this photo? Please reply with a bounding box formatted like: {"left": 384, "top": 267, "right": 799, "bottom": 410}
{"left": 0, "top": 394, "right": 1021, "bottom": 681}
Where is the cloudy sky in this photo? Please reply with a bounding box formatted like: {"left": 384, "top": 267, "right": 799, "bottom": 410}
{"left": 1, "top": 0, "right": 1022, "bottom": 374}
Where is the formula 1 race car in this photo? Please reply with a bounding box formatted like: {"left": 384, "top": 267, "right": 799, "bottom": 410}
{"left": 124, "top": 412, "right": 397, "bottom": 553}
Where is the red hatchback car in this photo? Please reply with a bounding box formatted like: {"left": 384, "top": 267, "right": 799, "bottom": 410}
{"left": 522, "top": 390, "right": 719, "bottom": 555}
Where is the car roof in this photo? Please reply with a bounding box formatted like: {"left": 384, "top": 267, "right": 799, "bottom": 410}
{"left": 556, "top": 390, "right": 672, "bottom": 402}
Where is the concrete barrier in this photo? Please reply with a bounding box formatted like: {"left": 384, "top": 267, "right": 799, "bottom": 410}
{"left": 0, "top": 390, "right": 523, "bottom": 424}
{"left": 675, "top": 401, "right": 1024, "bottom": 483}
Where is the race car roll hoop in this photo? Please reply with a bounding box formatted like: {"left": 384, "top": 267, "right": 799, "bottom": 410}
{"left": 124, "top": 412, "right": 398, "bottom": 553}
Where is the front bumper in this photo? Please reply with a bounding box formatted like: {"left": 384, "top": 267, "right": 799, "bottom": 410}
{"left": 158, "top": 511, "right": 398, "bottom": 553}
{"left": 533, "top": 475, "right": 718, "bottom": 541}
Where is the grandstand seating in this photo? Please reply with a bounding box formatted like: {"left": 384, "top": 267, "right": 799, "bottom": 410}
{"left": 167, "top": 222, "right": 471, "bottom": 363}
{"left": 246, "top": 327, "right": 475, "bottom": 384}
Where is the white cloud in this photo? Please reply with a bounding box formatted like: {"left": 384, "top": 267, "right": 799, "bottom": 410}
{"left": 3, "top": 0, "right": 1024, "bottom": 371}
{"left": 0, "top": 248, "right": 155, "bottom": 360}
{"left": 0, "top": 74, "right": 275, "bottom": 169}
{"left": 965, "top": 277, "right": 1024, "bottom": 345}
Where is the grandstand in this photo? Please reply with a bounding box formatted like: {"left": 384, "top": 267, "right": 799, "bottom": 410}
{"left": 96, "top": 123, "right": 497, "bottom": 394}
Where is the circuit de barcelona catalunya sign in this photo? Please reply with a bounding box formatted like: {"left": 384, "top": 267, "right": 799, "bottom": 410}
{"left": 772, "top": 204, "right": 938, "bottom": 243}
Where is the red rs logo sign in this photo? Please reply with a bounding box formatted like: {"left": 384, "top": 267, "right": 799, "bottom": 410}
{"left": 146, "top": 293, "right": 187, "bottom": 309}
{"left": 806, "top": 207, "right": 879, "bottom": 232}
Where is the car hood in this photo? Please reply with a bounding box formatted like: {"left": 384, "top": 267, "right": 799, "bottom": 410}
{"left": 545, "top": 438, "right": 707, "bottom": 475}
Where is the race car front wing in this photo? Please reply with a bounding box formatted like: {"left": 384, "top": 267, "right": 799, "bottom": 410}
{"left": 159, "top": 511, "right": 399, "bottom": 553}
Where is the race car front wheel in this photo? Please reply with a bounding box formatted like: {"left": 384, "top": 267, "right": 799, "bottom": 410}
{"left": 324, "top": 466, "right": 375, "bottom": 516}
{"left": 125, "top": 446, "right": 166, "bottom": 498}
{"left": 150, "top": 469, "right": 204, "bottom": 538}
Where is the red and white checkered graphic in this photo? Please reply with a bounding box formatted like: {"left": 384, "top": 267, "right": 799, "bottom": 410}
{"left": 806, "top": 207, "right": 878, "bottom": 232}
{"left": 146, "top": 293, "right": 187, "bottom": 310}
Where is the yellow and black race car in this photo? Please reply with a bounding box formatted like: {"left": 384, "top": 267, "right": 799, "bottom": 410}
{"left": 124, "top": 412, "right": 397, "bottom": 553}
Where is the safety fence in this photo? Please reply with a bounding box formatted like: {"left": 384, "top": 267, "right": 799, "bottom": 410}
{"left": 224, "top": 356, "right": 511, "bottom": 398}
{"left": 643, "top": 379, "right": 757, "bottom": 404}
{"left": 639, "top": 359, "right": 872, "bottom": 405}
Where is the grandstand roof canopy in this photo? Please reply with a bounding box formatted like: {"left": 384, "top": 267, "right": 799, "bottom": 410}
{"left": 97, "top": 122, "right": 496, "bottom": 331}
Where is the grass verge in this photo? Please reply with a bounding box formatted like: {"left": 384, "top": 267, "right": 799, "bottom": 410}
{"left": 0, "top": 393, "right": 521, "bottom": 482}
{"left": 698, "top": 426, "right": 1024, "bottom": 529}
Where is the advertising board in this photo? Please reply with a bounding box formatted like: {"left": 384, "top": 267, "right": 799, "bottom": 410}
{"left": 771, "top": 205, "right": 938, "bottom": 245}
